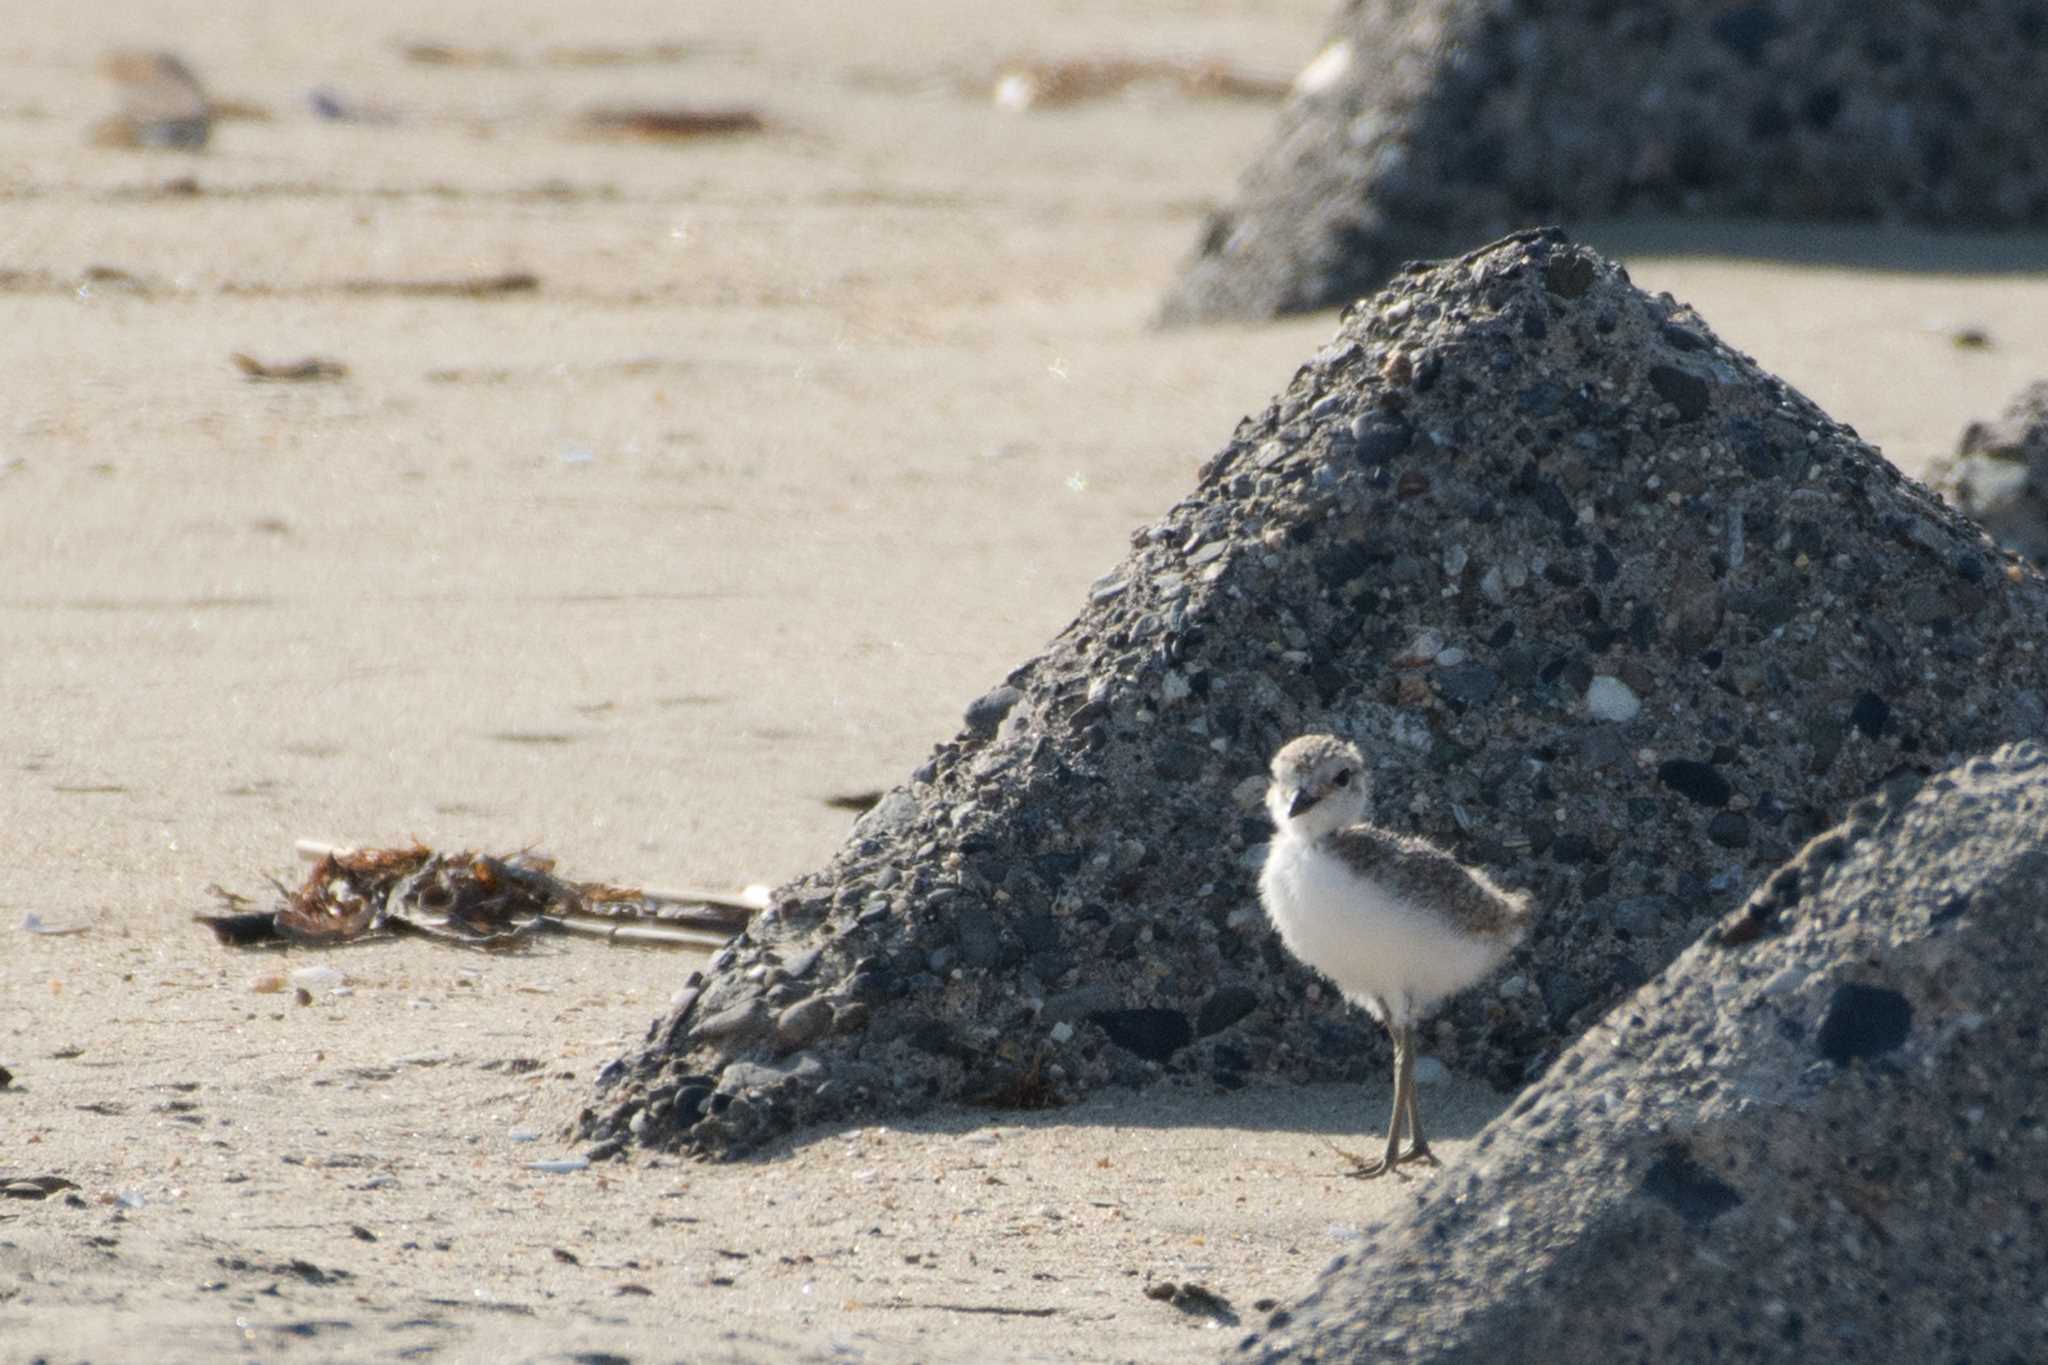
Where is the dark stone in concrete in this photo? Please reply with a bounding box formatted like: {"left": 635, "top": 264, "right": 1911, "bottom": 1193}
{"left": 1815, "top": 982, "right": 1914, "bottom": 1063}
{"left": 1611, "top": 895, "right": 1671, "bottom": 938}
{"left": 955, "top": 907, "right": 1003, "bottom": 969}
{"left": 1350, "top": 417, "right": 1413, "bottom": 463}
{"left": 1435, "top": 662, "right": 1499, "bottom": 706}
{"left": 1153, "top": 740, "right": 1209, "bottom": 782}
{"left": 1706, "top": 810, "right": 1750, "bottom": 848}
{"left": 1657, "top": 759, "right": 1732, "bottom": 808}
{"left": 774, "top": 997, "right": 835, "bottom": 1052}
{"left": 1196, "top": 985, "right": 1262, "bottom": 1038}
{"left": 1647, "top": 365, "right": 1712, "bottom": 420}
{"left": 1089, "top": 1008, "right": 1193, "bottom": 1063}
{"left": 689, "top": 999, "right": 768, "bottom": 1045}
{"left": 963, "top": 684, "right": 1022, "bottom": 736}
{"left": 1638, "top": 1144, "right": 1743, "bottom": 1226}
{"left": 1850, "top": 691, "right": 1891, "bottom": 738}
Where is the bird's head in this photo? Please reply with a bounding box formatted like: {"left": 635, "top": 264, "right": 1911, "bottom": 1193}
{"left": 1266, "top": 733, "right": 1369, "bottom": 838}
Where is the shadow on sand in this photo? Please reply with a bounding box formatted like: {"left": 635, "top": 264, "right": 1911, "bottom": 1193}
{"left": 734, "top": 1073, "right": 1518, "bottom": 1165}
{"left": 1575, "top": 216, "right": 2048, "bottom": 275}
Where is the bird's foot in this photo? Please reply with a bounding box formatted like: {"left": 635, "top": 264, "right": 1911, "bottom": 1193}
{"left": 1323, "top": 1139, "right": 1387, "bottom": 1178}
{"left": 1337, "top": 1153, "right": 1392, "bottom": 1180}
{"left": 1325, "top": 1139, "right": 1409, "bottom": 1179}
{"left": 1327, "top": 1138, "right": 1436, "bottom": 1179}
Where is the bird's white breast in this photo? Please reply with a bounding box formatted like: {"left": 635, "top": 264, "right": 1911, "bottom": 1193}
{"left": 1258, "top": 832, "right": 1508, "bottom": 1025}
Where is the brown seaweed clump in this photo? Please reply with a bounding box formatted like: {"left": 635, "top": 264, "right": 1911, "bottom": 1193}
{"left": 198, "top": 845, "right": 748, "bottom": 951}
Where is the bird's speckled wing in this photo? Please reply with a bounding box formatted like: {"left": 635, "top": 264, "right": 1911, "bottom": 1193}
{"left": 1325, "top": 825, "right": 1530, "bottom": 941}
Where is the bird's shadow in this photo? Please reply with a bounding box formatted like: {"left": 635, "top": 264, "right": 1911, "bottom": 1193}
{"left": 735, "top": 1072, "right": 1516, "bottom": 1164}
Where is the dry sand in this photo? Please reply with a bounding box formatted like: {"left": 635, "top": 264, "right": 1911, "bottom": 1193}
{"left": 5, "top": 2, "right": 2048, "bottom": 1360}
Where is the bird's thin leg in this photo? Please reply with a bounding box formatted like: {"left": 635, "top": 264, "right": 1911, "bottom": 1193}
{"left": 1338, "top": 1023, "right": 1406, "bottom": 1180}
{"left": 1398, "top": 1024, "right": 1438, "bottom": 1167}
{"left": 1381, "top": 1025, "right": 1410, "bottom": 1167}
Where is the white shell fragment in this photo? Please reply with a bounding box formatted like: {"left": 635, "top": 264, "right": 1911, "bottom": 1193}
{"left": 1585, "top": 675, "right": 1642, "bottom": 723}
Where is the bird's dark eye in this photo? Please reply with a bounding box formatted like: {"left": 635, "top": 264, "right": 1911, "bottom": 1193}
{"left": 1333, "top": 770, "right": 1351, "bottom": 787}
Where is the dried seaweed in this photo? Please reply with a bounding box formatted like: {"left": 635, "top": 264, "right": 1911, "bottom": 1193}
{"left": 232, "top": 352, "right": 348, "bottom": 382}
{"left": 1142, "top": 1281, "right": 1238, "bottom": 1323}
{"left": 337, "top": 272, "right": 538, "bottom": 299}
{"left": 579, "top": 106, "right": 765, "bottom": 140}
{"left": 989, "top": 56, "right": 1288, "bottom": 111}
{"left": 397, "top": 41, "right": 515, "bottom": 68}
{"left": 197, "top": 843, "right": 751, "bottom": 952}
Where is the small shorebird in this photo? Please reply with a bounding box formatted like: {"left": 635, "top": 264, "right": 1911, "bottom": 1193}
{"left": 1258, "top": 734, "right": 1530, "bottom": 1177}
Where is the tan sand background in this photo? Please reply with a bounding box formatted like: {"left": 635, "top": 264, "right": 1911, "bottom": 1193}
{"left": 4, "top": 2, "right": 2047, "bottom": 1360}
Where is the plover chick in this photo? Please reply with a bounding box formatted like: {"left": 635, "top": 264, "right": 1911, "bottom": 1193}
{"left": 1258, "top": 734, "right": 1530, "bottom": 1177}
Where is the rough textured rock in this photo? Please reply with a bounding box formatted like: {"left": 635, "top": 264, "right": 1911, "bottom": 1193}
{"left": 1238, "top": 741, "right": 2048, "bottom": 1363}
{"left": 1932, "top": 380, "right": 2048, "bottom": 563}
{"left": 585, "top": 229, "right": 2048, "bottom": 1161}
{"left": 1161, "top": 1, "right": 2048, "bottom": 323}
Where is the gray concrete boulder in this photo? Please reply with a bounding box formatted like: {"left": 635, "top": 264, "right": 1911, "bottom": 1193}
{"left": 1162, "top": 1, "right": 2048, "bottom": 323}
{"left": 1238, "top": 740, "right": 2048, "bottom": 1363}
{"left": 1933, "top": 380, "right": 2048, "bottom": 564}
{"left": 585, "top": 229, "right": 2048, "bottom": 1161}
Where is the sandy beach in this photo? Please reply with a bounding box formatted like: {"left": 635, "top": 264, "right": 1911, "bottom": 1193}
{"left": 7, "top": 2, "right": 2048, "bottom": 1359}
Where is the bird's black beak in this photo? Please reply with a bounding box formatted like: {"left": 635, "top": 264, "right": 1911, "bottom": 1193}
{"left": 1287, "top": 787, "right": 1319, "bottom": 819}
